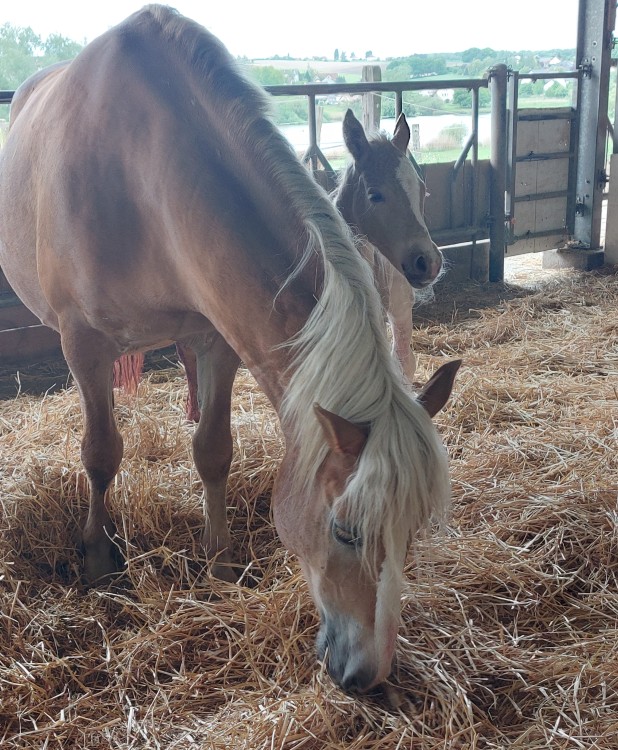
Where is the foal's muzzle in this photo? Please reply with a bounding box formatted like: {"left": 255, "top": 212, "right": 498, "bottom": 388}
{"left": 402, "top": 245, "right": 443, "bottom": 288}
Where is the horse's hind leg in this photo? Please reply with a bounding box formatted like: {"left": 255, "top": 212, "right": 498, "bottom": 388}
{"left": 186, "top": 333, "right": 240, "bottom": 582}
{"left": 60, "top": 322, "right": 124, "bottom": 583}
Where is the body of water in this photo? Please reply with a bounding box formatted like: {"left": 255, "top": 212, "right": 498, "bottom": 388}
{"left": 280, "top": 113, "right": 492, "bottom": 155}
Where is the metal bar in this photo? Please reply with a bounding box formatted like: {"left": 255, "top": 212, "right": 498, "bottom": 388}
{"left": 518, "top": 71, "right": 580, "bottom": 81}
{"left": 516, "top": 150, "right": 575, "bottom": 161}
{"left": 568, "top": 77, "right": 581, "bottom": 234}
{"left": 471, "top": 86, "right": 479, "bottom": 227}
{"left": 453, "top": 133, "right": 476, "bottom": 175}
{"left": 432, "top": 225, "right": 490, "bottom": 243}
{"left": 307, "top": 93, "right": 318, "bottom": 173}
{"left": 513, "top": 190, "right": 570, "bottom": 202}
{"left": 506, "top": 70, "right": 519, "bottom": 245}
{"left": 489, "top": 64, "right": 508, "bottom": 282}
{"left": 265, "top": 78, "right": 488, "bottom": 97}
{"left": 512, "top": 228, "right": 568, "bottom": 241}
{"left": 517, "top": 111, "right": 576, "bottom": 121}
{"left": 573, "top": 0, "right": 616, "bottom": 249}
{"left": 301, "top": 143, "right": 335, "bottom": 176}
{"left": 396, "top": 91, "right": 403, "bottom": 117}
{"left": 614, "top": 56, "right": 618, "bottom": 152}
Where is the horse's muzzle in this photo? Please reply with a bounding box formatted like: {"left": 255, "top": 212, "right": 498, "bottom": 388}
{"left": 316, "top": 620, "right": 385, "bottom": 694}
{"left": 402, "top": 247, "right": 443, "bottom": 288}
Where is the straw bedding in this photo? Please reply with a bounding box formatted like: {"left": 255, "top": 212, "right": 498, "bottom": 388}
{"left": 1, "top": 268, "right": 617, "bottom": 749}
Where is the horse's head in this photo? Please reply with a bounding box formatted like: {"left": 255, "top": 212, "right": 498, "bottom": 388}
{"left": 272, "top": 360, "right": 460, "bottom": 693}
{"left": 336, "top": 109, "right": 443, "bottom": 289}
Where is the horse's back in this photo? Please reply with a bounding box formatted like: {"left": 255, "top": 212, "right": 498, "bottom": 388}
{"left": 0, "top": 8, "right": 218, "bottom": 339}
{"left": 9, "top": 61, "right": 71, "bottom": 125}
{"left": 0, "top": 5, "right": 321, "bottom": 358}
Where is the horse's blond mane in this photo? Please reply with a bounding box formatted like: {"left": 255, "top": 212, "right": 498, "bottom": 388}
{"left": 132, "top": 5, "right": 451, "bottom": 572}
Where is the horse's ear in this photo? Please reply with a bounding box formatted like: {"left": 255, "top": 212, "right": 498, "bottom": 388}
{"left": 392, "top": 112, "right": 410, "bottom": 153}
{"left": 417, "top": 360, "right": 462, "bottom": 418}
{"left": 342, "top": 109, "right": 370, "bottom": 164}
{"left": 314, "top": 403, "right": 368, "bottom": 457}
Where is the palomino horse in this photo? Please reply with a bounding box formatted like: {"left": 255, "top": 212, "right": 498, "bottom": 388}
{"left": 0, "top": 5, "right": 460, "bottom": 693}
{"left": 175, "top": 110, "right": 441, "bottom": 421}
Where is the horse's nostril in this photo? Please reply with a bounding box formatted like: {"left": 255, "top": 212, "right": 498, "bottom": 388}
{"left": 415, "top": 254, "right": 427, "bottom": 274}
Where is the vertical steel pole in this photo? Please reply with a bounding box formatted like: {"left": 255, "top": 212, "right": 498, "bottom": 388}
{"left": 574, "top": 0, "right": 616, "bottom": 248}
{"left": 308, "top": 93, "right": 318, "bottom": 172}
{"left": 489, "top": 64, "right": 508, "bottom": 282}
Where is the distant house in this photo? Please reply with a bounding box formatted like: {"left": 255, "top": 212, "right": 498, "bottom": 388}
{"left": 543, "top": 78, "right": 568, "bottom": 91}
{"left": 419, "top": 89, "right": 454, "bottom": 102}
{"left": 436, "top": 89, "right": 454, "bottom": 102}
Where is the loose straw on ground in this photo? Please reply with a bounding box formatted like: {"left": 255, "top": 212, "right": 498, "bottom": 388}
{"left": 1, "top": 268, "right": 617, "bottom": 748}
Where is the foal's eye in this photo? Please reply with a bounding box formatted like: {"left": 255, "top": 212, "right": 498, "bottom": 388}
{"left": 368, "top": 189, "right": 384, "bottom": 204}
{"left": 332, "top": 521, "right": 362, "bottom": 548}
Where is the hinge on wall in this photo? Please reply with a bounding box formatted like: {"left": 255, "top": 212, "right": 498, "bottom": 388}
{"left": 598, "top": 169, "right": 610, "bottom": 188}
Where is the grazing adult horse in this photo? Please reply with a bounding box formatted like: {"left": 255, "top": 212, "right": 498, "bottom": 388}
{"left": 0, "top": 5, "right": 460, "bottom": 693}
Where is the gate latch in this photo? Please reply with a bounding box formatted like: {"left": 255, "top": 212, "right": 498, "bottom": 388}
{"left": 578, "top": 59, "right": 593, "bottom": 78}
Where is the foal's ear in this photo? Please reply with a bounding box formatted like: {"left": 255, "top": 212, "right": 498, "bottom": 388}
{"left": 314, "top": 403, "right": 369, "bottom": 457}
{"left": 342, "top": 108, "right": 370, "bottom": 164}
{"left": 392, "top": 112, "right": 410, "bottom": 153}
{"left": 417, "top": 359, "right": 462, "bottom": 418}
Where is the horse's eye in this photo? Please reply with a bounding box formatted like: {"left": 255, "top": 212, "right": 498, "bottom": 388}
{"left": 332, "top": 521, "right": 362, "bottom": 548}
{"left": 368, "top": 189, "right": 384, "bottom": 204}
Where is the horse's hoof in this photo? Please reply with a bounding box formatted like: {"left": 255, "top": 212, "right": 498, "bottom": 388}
{"left": 82, "top": 546, "right": 123, "bottom": 587}
{"left": 210, "top": 561, "right": 240, "bottom": 583}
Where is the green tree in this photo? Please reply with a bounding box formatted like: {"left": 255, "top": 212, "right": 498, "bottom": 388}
{"left": 384, "top": 61, "right": 412, "bottom": 82}
{"left": 42, "top": 33, "right": 82, "bottom": 66}
{"left": 386, "top": 54, "right": 446, "bottom": 79}
{"left": 452, "top": 88, "right": 490, "bottom": 109}
{"left": 0, "top": 24, "right": 41, "bottom": 89}
{"left": 248, "top": 65, "right": 286, "bottom": 86}
{"left": 544, "top": 81, "right": 569, "bottom": 98}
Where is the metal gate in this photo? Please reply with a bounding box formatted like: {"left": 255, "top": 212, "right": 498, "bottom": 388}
{"left": 506, "top": 79, "right": 579, "bottom": 256}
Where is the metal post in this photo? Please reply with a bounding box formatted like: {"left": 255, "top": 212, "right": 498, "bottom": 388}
{"left": 307, "top": 93, "right": 318, "bottom": 172}
{"left": 505, "top": 70, "right": 519, "bottom": 246}
{"left": 574, "top": 0, "right": 616, "bottom": 249}
{"left": 489, "top": 63, "right": 508, "bottom": 282}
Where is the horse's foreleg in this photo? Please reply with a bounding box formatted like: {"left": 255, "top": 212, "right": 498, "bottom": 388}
{"left": 189, "top": 333, "right": 240, "bottom": 582}
{"left": 175, "top": 342, "right": 200, "bottom": 423}
{"left": 376, "top": 261, "right": 417, "bottom": 382}
{"left": 61, "top": 323, "right": 124, "bottom": 584}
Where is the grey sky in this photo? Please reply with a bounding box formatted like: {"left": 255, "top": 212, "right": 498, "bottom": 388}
{"left": 4, "top": 1, "right": 581, "bottom": 59}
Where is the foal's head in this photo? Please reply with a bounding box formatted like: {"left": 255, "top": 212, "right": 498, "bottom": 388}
{"left": 273, "top": 360, "right": 460, "bottom": 694}
{"left": 335, "top": 109, "right": 443, "bottom": 288}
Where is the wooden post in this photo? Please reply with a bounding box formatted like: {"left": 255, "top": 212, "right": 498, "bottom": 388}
{"left": 361, "top": 65, "right": 381, "bottom": 132}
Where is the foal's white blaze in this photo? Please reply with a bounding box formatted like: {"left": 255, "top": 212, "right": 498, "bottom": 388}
{"left": 395, "top": 158, "right": 427, "bottom": 232}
